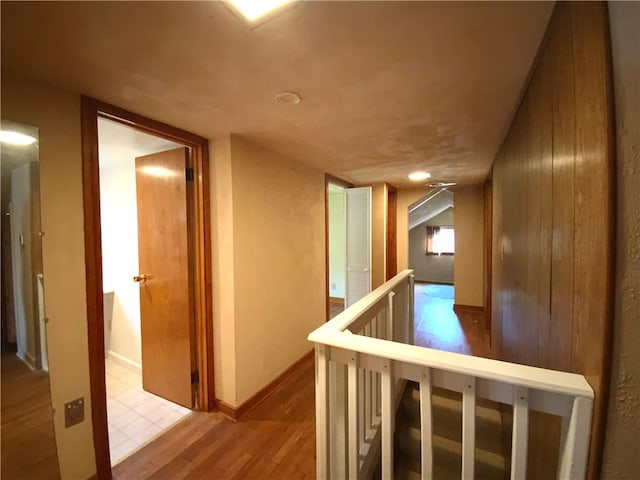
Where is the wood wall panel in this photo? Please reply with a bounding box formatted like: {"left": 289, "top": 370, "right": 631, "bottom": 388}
{"left": 569, "top": 3, "right": 615, "bottom": 471}
{"left": 490, "top": 3, "right": 614, "bottom": 478}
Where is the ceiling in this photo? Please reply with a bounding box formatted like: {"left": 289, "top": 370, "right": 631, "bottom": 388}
{"left": 1, "top": 1, "right": 553, "bottom": 188}
{"left": 408, "top": 188, "right": 454, "bottom": 230}
{"left": 98, "top": 117, "right": 182, "bottom": 171}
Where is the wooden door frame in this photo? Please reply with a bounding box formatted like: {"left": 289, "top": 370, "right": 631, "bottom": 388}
{"left": 81, "top": 96, "right": 214, "bottom": 480}
{"left": 484, "top": 173, "right": 493, "bottom": 337}
{"left": 324, "top": 174, "right": 353, "bottom": 321}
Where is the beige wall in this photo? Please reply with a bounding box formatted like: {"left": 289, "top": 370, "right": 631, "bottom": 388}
{"left": 397, "top": 188, "right": 432, "bottom": 271}
{"left": 370, "top": 183, "right": 387, "bottom": 289}
{"left": 603, "top": 2, "right": 640, "bottom": 477}
{"left": 0, "top": 74, "right": 328, "bottom": 478}
{"left": 452, "top": 185, "right": 484, "bottom": 307}
{"left": 210, "top": 136, "right": 238, "bottom": 405}
{"left": 229, "top": 136, "right": 326, "bottom": 404}
{"left": 1, "top": 72, "right": 96, "bottom": 479}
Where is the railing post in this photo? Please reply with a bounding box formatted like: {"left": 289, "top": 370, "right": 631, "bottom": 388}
{"left": 381, "top": 359, "right": 394, "bottom": 480}
{"left": 409, "top": 274, "right": 415, "bottom": 346}
{"left": 511, "top": 386, "right": 529, "bottom": 480}
{"left": 387, "top": 291, "right": 396, "bottom": 342}
{"left": 420, "top": 367, "right": 434, "bottom": 480}
{"left": 315, "top": 344, "right": 330, "bottom": 479}
{"left": 558, "top": 396, "right": 593, "bottom": 480}
{"left": 348, "top": 352, "right": 360, "bottom": 479}
{"left": 462, "top": 376, "right": 476, "bottom": 480}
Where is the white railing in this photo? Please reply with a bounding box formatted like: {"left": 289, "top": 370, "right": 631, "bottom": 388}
{"left": 308, "top": 270, "right": 594, "bottom": 480}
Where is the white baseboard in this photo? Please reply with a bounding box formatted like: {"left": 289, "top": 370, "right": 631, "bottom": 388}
{"left": 107, "top": 350, "right": 142, "bottom": 374}
{"left": 17, "top": 350, "right": 37, "bottom": 371}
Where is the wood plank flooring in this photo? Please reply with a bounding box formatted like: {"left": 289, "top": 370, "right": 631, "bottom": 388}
{"left": 1, "top": 350, "right": 60, "bottom": 480}
{"left": 113, "top": 285, "right": 490, "bottom": 479}
{"left": 413, "top": 283, "right": 492, "bottom": 358}
{"left": 113, "top": 355, "right": 316, "bottom": 479}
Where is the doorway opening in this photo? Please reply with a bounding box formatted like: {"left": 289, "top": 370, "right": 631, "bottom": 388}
{"left": 408, "top": 189, "right": 474, "bottom": 353}
{"left": 81, "top": 98, "right": 213, "bottom": 479}
{"left": 327, "top": 180, "right": 347, "bottom": 319}
{"left": 97, "top": 117, "right": 194, "bottom": 464}
{"left": 325, "top": 175, "right": 373, "bottom": 320}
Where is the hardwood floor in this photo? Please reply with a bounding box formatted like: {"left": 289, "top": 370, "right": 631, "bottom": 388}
{"left": 329, "top": 300, "right": 344, "bottom": 319}
{"left": 413, "top": 282, "right": 492, "bottom": 358}
{"left": 1, "top": 349, "right": 60, "bottom": 480}
{"left": 112, "top": 286, "right": 490, "bottom": 479}
{"left": 113, "top": 355, "right": 316, "bottom": 479}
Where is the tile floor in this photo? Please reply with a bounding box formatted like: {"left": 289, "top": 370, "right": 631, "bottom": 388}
{"left": 105, "top": 358, "right": 191, "bottom": 465}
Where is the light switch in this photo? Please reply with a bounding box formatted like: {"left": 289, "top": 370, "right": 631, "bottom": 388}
{"left": 64, "top": 397, "right": 85, "bottom": 428}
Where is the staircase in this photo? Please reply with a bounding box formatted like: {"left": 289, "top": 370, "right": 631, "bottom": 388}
{"left": 394, "top": 382, "right": 510, "bottom": 480}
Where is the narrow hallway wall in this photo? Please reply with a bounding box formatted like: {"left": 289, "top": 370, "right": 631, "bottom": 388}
{"left": 491, "top": 3, "right": 614, "bottom": 477}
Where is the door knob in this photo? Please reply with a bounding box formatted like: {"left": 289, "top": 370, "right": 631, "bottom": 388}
{"left": 133, "top": 274, "right": 151, "bottom": 283}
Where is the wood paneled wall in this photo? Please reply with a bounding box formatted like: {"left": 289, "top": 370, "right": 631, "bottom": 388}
{"left": 491, "top": 2, "right": 614, "bottom": 478}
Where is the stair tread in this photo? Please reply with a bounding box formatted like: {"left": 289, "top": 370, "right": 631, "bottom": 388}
{"left": 407, "top": 385, "right": 503, "bottom": 423}
{"left": 396, "top": 426, "right": 506, "bottom": 469}
{"left": 395, "top": 382, "right": 509, "bottom": 480}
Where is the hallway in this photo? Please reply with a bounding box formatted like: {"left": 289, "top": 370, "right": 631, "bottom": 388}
{"left": 413, "top": 282, "right": 491, "bottom": 358}
{"left": 1, "top": 351, "right": 59, "bottom": 479}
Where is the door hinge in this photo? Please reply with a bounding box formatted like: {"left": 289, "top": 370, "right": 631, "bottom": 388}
{"left": 186, "top": 167, "right": 194, "bottom": 182}
{"left": 191, "top": 370, "right": 199, "bottom": 384}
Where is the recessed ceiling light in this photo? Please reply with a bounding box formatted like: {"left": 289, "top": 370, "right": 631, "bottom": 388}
{"left": 226, "top": 0, "right": 295, "bottom": 22}
{"left": 0, "top": 131, "right": 37, "bottom": 146}
{"left": 275, "top": 91, "right": 301, "bottom": 105}
{"left": 428, "top": 181, "right": 457, "bottom": 188}
{"left": 408, "top": 171, "right": 431, "bottom": 181}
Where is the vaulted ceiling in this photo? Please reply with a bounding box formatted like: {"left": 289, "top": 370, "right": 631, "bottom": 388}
{"left": 1, "top": 1, "right": 553, "bottom": 188}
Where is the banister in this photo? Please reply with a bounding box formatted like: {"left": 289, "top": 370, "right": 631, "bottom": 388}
{"left": 308, "top": 330, "right": 593, "bottom": 399}
{"left": 309, "top": 270, "right": 593, "bottom": 480}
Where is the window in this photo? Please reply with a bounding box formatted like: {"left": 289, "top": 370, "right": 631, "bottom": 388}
{"left": 426, "top": 226, "right": 455, "bottom": 255}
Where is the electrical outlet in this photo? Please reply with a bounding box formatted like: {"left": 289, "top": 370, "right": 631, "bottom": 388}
{"left": 65, "top": 397, "right": 85, "bottom": 428}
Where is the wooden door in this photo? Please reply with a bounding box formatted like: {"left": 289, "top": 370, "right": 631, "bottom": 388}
{"left": 135, "top": 147, "right": 194, "bottom": 408}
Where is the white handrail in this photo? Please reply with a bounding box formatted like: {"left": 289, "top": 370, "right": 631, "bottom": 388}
{"left": 309, "top": 269, "right": 594, "bottom": 480}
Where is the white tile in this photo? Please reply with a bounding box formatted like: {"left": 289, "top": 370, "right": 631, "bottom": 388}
{"left": 115, "top": 388, "right": 151, "bottom": 408}
{"left": 143, "top": 404, "right": 175, "bottom": 425}
{"left": 106, "top": 362, "right": 130, "bottom": 380}
{"left": 106, "top": 378, "right": 130, "bottom": 397}
{"left": 107, "top": 398, "right": 130, "bottom": 419}
{"left": 171, "top": 404, "right": 191, "bottom": 416}
{"left": 155, "top": 410, "right": 186, "bottom": 429}
{"left": 129, "top": 422, "right": 163, "bottom": 445}
{"left": 107, "top": 425, "right": 128, "bottom": 448}
{"left": 110, "top": 439, "right": 139, "bottom": 465}
{"left": 131, "top": 397, "right": 165, "bottom": 417}
{"left": 119, "top": 416, "right": 156, "bottom": 439}
{"left": 120, "top": 371, "right": 142, "bottom": 388}
{"left": 109, "top": 407, "right": 142, "bottom": 430}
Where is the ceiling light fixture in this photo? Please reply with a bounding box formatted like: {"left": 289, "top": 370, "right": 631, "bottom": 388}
{"left": 275, "top": 91, "right": 301, "bottom": 105}
{"left": 427, "top": 181, "right": 457, "bottom": 188}
{"left": 408, "top": 171, "right": 431, "bottom": 181}
{"left": 226, "top": 0, "right": 295, "bottom": 22}
{"left": 0, "top": 131, "right": 37, "bottom": 146}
